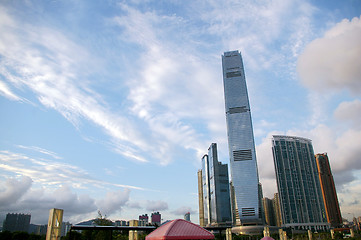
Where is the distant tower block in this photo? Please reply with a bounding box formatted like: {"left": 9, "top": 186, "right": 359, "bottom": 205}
{"left": 46, "top": 208, "right": 63, "bottom": 240}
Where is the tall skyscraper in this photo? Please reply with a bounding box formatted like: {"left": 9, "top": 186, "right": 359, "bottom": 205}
{"left": 272, "top": 135, "right": 328, "bottom": 230}
{"left": 222, "top": 50, "right": 261, "bottom": 225}
{"left": 199, "top": 143, "right": 232, "bottom": 226}
{"left": 315, "top": 153, "right": 342, "bottom": 228}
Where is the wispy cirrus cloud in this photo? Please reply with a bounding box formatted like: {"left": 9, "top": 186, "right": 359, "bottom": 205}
{"left": 0, "top": 6, "right": 149, "bottom": 163}
{"left": 114, "top": 4, "right": 223, "bottom": 164}
{"left": 0, "top": 150, "right": 145, "bottom": 190}
{"left": 16, "top": 145, "right": 62, "bottom": 160}
{"left": 0, "top": 80, "right": 23, "bottom": 101}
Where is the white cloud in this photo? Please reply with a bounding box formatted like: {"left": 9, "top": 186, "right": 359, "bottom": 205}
{"left": 126, "top": 201, "right": 141, "bottom": 209}
{"left": 145, "top": 200, "right": 168, "bottom": 212}
{"left": 334, "top": 99, "right": 361, "bottom": 129}
{"left": 16, "top": 145, "right": 62, "bottom": 160}
{"left": 198, "top": 0, "right": 315, "bottom": 71}
{"left": 171, "top": 206, "right": 195, "bottom": 216}
{"left": 337, "top": 176, "right": 361, "bottom": 220}
{"left": 297, "top": 16, "right": 361, "bottom": 94}
{"left": 0, "top": 176, "right": 32, "bottom": 206}
{"left": 96, "top": 189, "right": 130, "bottom": 216}
{"left": 113, "top": 4, "right": 225, "bottom": 164}
{"left": 0, "top": 176, "right": 98, "bottom": 224}
{"left": 0, "top": 6, "right": 153, "bottom": 163}
{"left": 256, "top": 131, "right": 283, "bottom": 198}
{"left": 0, "top": 80, "right": 22, "bottom": 101}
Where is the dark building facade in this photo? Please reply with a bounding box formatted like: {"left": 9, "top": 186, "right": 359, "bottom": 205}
{"left": 315, "top": 153, "right": 342, "bottom": 228}
{"left": 3, "top": 213, "right": 31, "bottom": 232}
{"left": 199, "top": 143, "right": 232, "bottom": 226}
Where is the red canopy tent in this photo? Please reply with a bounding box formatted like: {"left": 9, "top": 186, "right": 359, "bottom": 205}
{"left": 145, "top": 219, "right": 215, "bottom": 240}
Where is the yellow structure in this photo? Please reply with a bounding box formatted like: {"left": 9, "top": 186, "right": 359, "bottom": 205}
{"left": 197, "top": 170, "right": 205, "bottom": 227}
{"left": 308, "top": 229, "right": 313, "bottom": 240}
{"left": 263, "top": 226, "right": 270, "bottom": 237}
{"left": 129, "top": 220, "right": 139, "bottom": 240}
{"left": 46, "top": 208, "right": 63, "bottom": 240}
{"left": 226, "top": 228, "right": 232, "bottom": 240}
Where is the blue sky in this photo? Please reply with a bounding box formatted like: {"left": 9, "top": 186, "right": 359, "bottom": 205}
{"left": 0, "top": 0, "right": 360, "bottom": 225}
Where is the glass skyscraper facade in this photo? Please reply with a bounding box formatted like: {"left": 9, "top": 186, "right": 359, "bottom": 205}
{"left": 272, "top": 135, "right": 328, "bottom": 230}
{"left": 200, "top": 143, "right": 232, "bottom": 226}
{"left": 222, "top": 50, "right": 261, "bottom": 225}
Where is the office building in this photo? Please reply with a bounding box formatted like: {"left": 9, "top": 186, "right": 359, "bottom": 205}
{"left": 199, "top": 143, "right": 232, "bottom": 226}
{"left": 36, "top": 224, "right": 47, "bottom": 235}
{"left": 315, "top": 153, "right": 342, "bottom": 228}
{"left": 61, "top": 222, "right": 72, "bottom": 237}
{"left": 151, "top": 212, "right": 161, "bottom": 226}
{"left": 2, "top": 213, "right": 31, "bottom": 232}
{"left": 222, "top": 50, "right": 262, "bottom": 225}
{"left": 139, "top": 214, "right": 149, "bottom": 226}
{"left": 184, "top": 212, "right": 191, "bottom": 222}
{"left": 272, "top": 135, "right": 328, "bottom": 230}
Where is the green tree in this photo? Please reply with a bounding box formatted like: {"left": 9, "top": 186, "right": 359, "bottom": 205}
{"left": 93, "top": 211, "right": 113, "bottom": 226}
{"left": 12, "top": 231, "right": 29, "bottom": 240}
{"left": 82, "top": 211, "right": 113, "bottom": 240}
{"left": 0, "top": 230, "right": 13, "bottom": 240}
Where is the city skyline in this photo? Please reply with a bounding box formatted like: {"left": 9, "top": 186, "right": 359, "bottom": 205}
{"left": 0, "top": 1, "right": 360, "bottom": 225}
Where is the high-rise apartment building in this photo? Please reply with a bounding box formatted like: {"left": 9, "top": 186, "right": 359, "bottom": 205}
{"left": 2, "top": 213, "right": 31, "bottom": 232}
{"left": 151, "top": 212, "right": 161, "bottom": 226}
{"left": 139, "top": 214, "right": 149, "bottom": 226}
{"left": 199, "top": 143, "right": 232, "bottom": 226}
{"left": 272, "top": 135, "right": 328, "bottom": 230}
{"left": 222, "top": 50, "right": 261, "bottom": 225}
{"left": 315, "top": 153, "right": 342, "bottom": 228}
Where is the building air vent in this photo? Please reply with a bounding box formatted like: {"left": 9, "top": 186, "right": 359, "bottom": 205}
{"left": 226, "top": 71, "right": 242, "bottom": 78}
{"left": 242, "top": 208, "right": 255, "bottom": 217}
{"left": 228, "top": 106, "right": 248, "bottom": 114}
{"left": 233, "top": 149, "right": 252, "bottom": 161}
